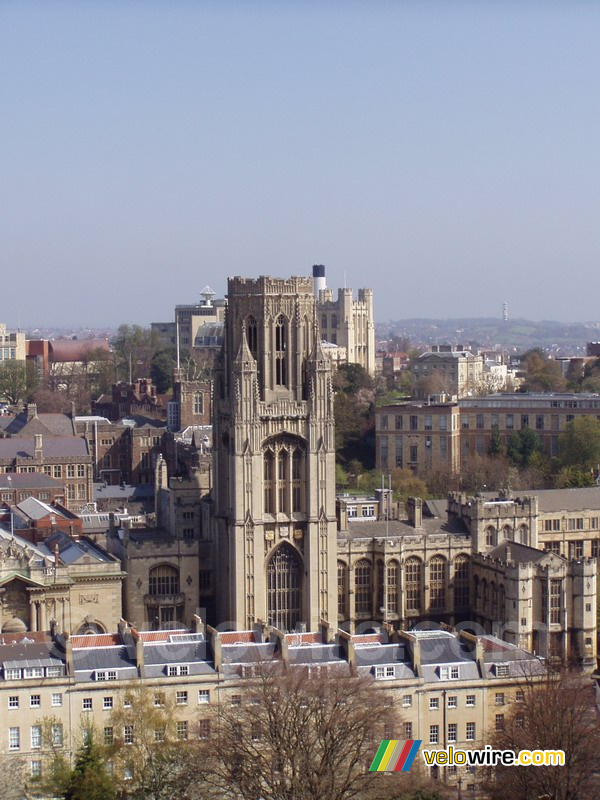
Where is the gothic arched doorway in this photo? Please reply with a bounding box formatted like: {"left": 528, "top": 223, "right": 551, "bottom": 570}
{"left": 266, "top": 543, "right": 302, "bottom": 632}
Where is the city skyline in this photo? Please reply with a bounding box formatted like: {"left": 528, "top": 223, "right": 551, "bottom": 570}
{"left": 3, "top": 2, "right": 600, "bottom": 327}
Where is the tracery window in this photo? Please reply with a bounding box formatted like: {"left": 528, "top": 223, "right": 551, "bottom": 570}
{"left": 267, "top": 544, "right": 302, "bottom": 631}
{"left": 405, "top": 557, "right": 422, "bottom": 613}
{"left": 354, "top": 560, "right": 372, "bottom": 615}
{"left": 275, "top": 315, "right": 288, "bottom": 386}
{"left": 429, "top": 556, "right": 447, "bottom": 611}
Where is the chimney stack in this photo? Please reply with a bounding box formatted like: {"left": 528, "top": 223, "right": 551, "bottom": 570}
{"left": 26, "top": 403, "right": 37, "bottom": 421}
{"left": 34, "top": 434, "right": 43, "bottom": 460}
{"left": 312, "top": 264, "right": 326, "bottom": 297}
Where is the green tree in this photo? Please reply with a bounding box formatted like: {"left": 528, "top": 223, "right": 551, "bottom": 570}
{"left": 150, "top": 348, "right": 176, "bottom": 393}
{"left": 519, "top": 349, "right": 566, "bottom": 392}
{"left": 112, "top": 325, "right": 160, "bottom": 383}
{"left": 488, "top": 425, "right": 505, "bottom": 458}
{"left": 63, "top": 732, "right": 117, "bottom": 800}
{"left": 335, "top": 463, "right": 350, "bottom": 490}
{"left": 554, "top": 465, "right": 596, "bottom": 489}
{"left": 559, "top": 417, "right": 600, "bottom": 471}
{"left": 507, "top": 428, "right": 542, "bottom": 468}
{"left": 0, "top": 360, "right": 28, "bottom": 403}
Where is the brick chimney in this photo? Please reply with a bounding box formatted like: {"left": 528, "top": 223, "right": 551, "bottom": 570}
{"left": 26, "top": 403, "right": 37, "bottom": 421}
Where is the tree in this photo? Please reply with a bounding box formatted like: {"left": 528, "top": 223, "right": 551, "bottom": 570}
{"left": 112, "top": 325, "right": 160, "bottom": 383}
{"left": 488, "top": 668, "right": 600, "bottom": 800}
{"left": 187, "top": 665, "right": 416, "bottom": 800}
{"left": 507, "top": 428, "right": 542, "bottom": 468}
{"left": 0, "top": 360, "right": 28, "bottom": 403}
{"left": 488, "top": 426, "right": 505, "bottom": 458}
{"left": 559, "top": 417, "right": 600, "bottom": 472}
{"left": 519, "top": 349, "right": 566, "bottom": 393}
{"left": 63, "top": 731, "right": 117, "bottom": 800}
{"left": 150, "top": 348, "right": 176, "bottom": 393}
{"left": 107, "top": 684, "right": 187, "bottom": 800}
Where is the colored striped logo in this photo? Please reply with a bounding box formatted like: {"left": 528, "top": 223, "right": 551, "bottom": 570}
{"left": 369, "top": 739, "right": 422, "bottom": 772}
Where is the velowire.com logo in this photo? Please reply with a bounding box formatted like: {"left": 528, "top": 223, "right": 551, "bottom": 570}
{"left": 369, "top": 739, "right": 423, "bottom": 772}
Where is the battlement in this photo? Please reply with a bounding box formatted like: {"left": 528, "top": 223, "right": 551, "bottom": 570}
{"left": 228, "top": 276, "right": 313, "bottom": 296}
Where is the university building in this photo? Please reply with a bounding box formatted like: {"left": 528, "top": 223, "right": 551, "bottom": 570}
{"left": 376, "top": 392, "right": 600, "bottom": 474}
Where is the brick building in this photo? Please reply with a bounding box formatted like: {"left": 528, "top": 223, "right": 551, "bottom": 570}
{"left": 92, "top": 379, "right": 167, "bottom": 422}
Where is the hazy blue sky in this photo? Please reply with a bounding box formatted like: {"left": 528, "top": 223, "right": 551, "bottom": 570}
{"left": 3, "top": 1, "right": 600, "bottom": 328}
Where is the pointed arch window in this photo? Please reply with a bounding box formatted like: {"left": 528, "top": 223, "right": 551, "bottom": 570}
{"left": 405, "top": 557, "right": 422, "bottom": 613}
{"left": 275, "top": 315, "right": 288, "bottom": 386}
{"left": 354, "top": 559, "right": 372, "bottom": 615}
{"left": 264, "top": 450, "right": 275, "bottom": 514}
{"left": 453, "top": 555, "right": 470, "bottom": 609}
{"left": 267, "top": 544, "right": 302, "bottom": 631}
{"left": 337, "top": 561, "right": 348, "bottom": 618}
{"left": 429, "top": 556, "right": 447, "bottom": 611}
{"left": 246, "top": 316, "right": 258, "bottom": 361}
{"left": 386, "top": 560, "right": 399, "bottom": 615}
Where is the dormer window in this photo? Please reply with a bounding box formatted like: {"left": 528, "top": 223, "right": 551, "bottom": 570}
{"left": 439, "top": 666, "right": 460, "bottom": 680}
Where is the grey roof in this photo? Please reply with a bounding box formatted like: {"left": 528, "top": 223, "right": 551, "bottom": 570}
{"left": 0, "top": 640, "right": 65, "bottom": 671}
{"left": 1, "top": 412, "right": 75, "bottom": 437}
{"left": 486, "top": 541, "right": 550, "bottom": 565}
{"left": 143, "top": 641, "right": 210, "bottom": 665}
{"left": 533, "top": 487, "right": 600, "bottom": 514}
{"left": 94, "top": 483, "right": 154, "bottom": 501}
{"left": 0, "top": 436, "right": 88, "bottom": 460}
{"left": 73, "top": 645, "right": 136, "bottom": 671}
{"left": 339, "top": 514, "right": 469, "bottom": 541}
{"left": 424, "top": 499, "right": 448, "bottom": 518}
{"left": 221, "top": 643, "right": 277, "bottom": 663}
{"left": 354, "top": 643, "right": 410, "bottom": 667}
{"left": 418, "top": 632, "right": 476, "bottom": 666}
{"left": 287, "top": 644, "right": 342, "bottom": 665}
{"left": 16, "top": 496, "right": 70, "bottom": 521}
{"left": 0, "top": 473, "right": 63, "bottom": 490}
{"left": 44, "top": 532, "right": 115, "bottom": 565}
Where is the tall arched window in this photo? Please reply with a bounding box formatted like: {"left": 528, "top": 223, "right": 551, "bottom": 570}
{"left": 275, "top": 315, "right": 288, "bottom": 386}
{"left": 519, "top": 525, "right": 528, "bottom": 545}
{"left": 277, "top": 451, "right": 288, "bottom": 513}
{"left": 502, "top": 525, "right": 513, "bottom": 541}
{"left": 246, "top": 316, "right": 258, "bottom": 360}
{"left": 485, "top": 526, "right": 496, "bottom": 548}
{"left": 149, "top": 565, "right": 179, "bottom": 596}
{"left": 386, "top": 560, "right": 399, "bottom": 615}
{"left": 405, "top": 557, "right": 422, "bottom": 613}
{"left": 264, "top": 450, "right": 275, "bottom": 514}
{"left": 267, "top": 544, "right": 302, "bottom": 631}
{"left": 453, "top": 555, "right": 470, "bottom": 610}
{"left": 337, "top": 561, "right": 348, "bottom": 618}
{"left": 263, "top": 437, "right": 306, "bottom": 516}
{"left": 354, "top": 560, "right": 372, "bottom": 615}
{"left": 429, "top": 556, "right": 447, "bottom": 611}
{"left": 376, "top": 560, "right": 384, "bottom": 613}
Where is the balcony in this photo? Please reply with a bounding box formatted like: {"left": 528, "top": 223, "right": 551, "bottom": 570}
{"left": 144, "top": 593, "right": 185, "bottom": 608}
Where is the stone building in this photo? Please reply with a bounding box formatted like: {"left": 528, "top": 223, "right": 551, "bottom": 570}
{"left": 212, "top": 275, "right": 338, "bottom": 631}
{"left": 0, "top": 526, "right": 124, "bottom": 636}
{"left": 376, "top": 392, "right": 600, "bottom": 475}
{"left": 411, "top": 345, "right": 484, "bottom": 400}
{"left": 313, "top": 265, "right": 375, "bottom": 375}
{"left": 0, "top": 323, "right": 26, "bottom": 363}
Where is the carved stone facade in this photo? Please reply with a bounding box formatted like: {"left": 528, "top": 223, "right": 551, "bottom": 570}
{"left": 212, "top": 276, "right": 338, "bottom": 631}
{"left": 0, "top": 528, "right": 124, "bottom": 635}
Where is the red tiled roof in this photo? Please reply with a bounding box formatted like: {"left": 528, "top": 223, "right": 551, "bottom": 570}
{"left": 139, "top": 631, "right": 173, "bottom": 643}
{"left": 221, "top": 631, "right": 256, "bottom": 644}
{"left": 71, "top": 634, "right": 121, "bottom": 648}
{"left": 352, "top": 634, "right": 385, "bottom": 644}
{"left": 285, "top": 632, "right": 322, "bottom": 644}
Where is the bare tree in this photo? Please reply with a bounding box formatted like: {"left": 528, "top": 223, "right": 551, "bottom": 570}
{"left": 184, "top": 664, "right": 423, "bottom": 800}
{"left": 487, "top": 667, "right": 600, "bottom": 800}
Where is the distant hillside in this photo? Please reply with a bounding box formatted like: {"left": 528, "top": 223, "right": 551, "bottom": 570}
{"left": 377, "top": 318, "right": 600, "bottom": 355}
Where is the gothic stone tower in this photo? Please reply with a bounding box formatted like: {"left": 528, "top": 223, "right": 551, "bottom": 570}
{"left": 212, "top": 275, "right": 337, "bottom": 632}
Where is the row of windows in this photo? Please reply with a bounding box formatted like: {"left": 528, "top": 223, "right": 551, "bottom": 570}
{"left": 4, "top": 665, "right": 63, "bottom": 680}
{"left": 8, "top": 723, "right": 63, "bottom": 750}
{"left": 338, "top": 555, "right": 470, "bottom": 616}
{"left": 544, "top": 517, "right": 599, "bottom": 531}
{"left": 380, "top": 410, "right": 600, "bottom": 434}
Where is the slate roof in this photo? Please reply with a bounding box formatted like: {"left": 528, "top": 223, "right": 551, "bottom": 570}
{"left": 1, "top": 412, "right": 75, "bottom": 437}
{"left": 339, "top": 515, "right": 470, "bottom": 541}
{"left": 0, "top": 473, "right": 63, "bottom": 490}
{"left": 0, "top": 436, "right": 88, "bottom": 459}
{"left": 486, "top": 540, "right": 552, "bottom": 565}
{"left": 533, "top": 487, "right": 600, "bottom": 513}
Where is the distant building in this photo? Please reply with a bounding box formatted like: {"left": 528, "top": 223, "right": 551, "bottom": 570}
{"left": 0, "top": 323, "right": 26, "bottom": 364}
{"left": 26, "top": 337, "right": 110, "bottom": 384}
{"left": 314, "top": 265, "right": 376, "bottom": 375}
{"left": 376, "top": 392, "right": 600, "bottom": 474}
{"left": 92, "top": 378, "right": 166, "bottom": 422}
{"left": 411, "top": 345, "right": 484, "bottom": 400}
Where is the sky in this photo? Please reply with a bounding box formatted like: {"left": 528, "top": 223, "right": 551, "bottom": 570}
{"left": 2, "top": 1, "right": 600, "bottom": 328}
